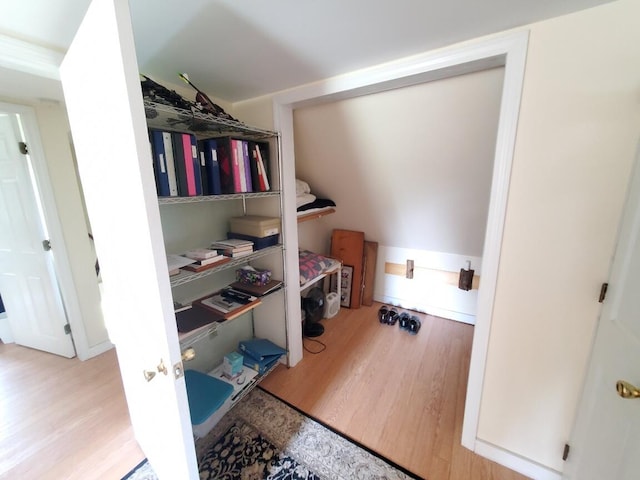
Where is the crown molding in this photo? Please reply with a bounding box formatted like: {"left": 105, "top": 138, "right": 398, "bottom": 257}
{"left": 0, "top": 34, "right": 63, "bottom": 80}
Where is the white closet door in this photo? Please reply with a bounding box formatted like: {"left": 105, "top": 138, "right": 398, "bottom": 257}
{"left": 564, "top": 143, "right": 640, "bottom": 479}
{"left": 60, "top": 0, "right": 198, "bottom": 478}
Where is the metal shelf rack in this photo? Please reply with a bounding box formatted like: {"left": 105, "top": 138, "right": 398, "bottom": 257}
{"left": 169, "top": 245, "right": 283, "bottom": 288}
{"left": 144, "top": 100, "right": 278, "bottom": 140}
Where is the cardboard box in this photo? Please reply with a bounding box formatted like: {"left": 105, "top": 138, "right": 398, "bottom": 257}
{"left": 229, "top": 215, "right": 280, "bottom": 238}
{"left": 223, "top": 352, "right": 243, "bottom": 378}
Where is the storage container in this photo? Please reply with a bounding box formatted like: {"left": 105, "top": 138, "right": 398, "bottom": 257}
{"left": 227, "top": 231, "right": 279, "bottom": 250}
{"left": 229, "top": 215, "right": 280, "bottom": 238}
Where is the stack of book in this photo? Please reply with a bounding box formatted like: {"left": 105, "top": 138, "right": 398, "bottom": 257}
{"left": 211, "top": 238, "right": 254, "bottom": 258}
{"left": 196, "top": 287, "right": 262, "bottom": 321}
{"left": 181, "top": 248, "right": 230, "bottom": 272}
{"left": 166, "top": 253, "right": 196, "bottom": 276}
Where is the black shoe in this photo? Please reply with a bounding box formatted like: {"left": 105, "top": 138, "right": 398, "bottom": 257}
{"left": 386, "top": 308, "right": 399, "bottom": 325}
{"left": 398, "top": 312, "right": 411, "bottom": 330}
{"left": 408, "top": 316, "right": 421, "bottom": 335}
{"left": 378, "top": 305, "right": 389, "bottom": 323}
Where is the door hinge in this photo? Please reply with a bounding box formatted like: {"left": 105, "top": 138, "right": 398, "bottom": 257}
{"left": 598, "top": 282, "right": 608, "bottom": 303}
{"left": 42, "top": 239, "right": 51, "bottom": 251}
{"left": 562, "top": 443, "right": 570, "bottom": 461}
{"left": 18, "top": 142, "right": 28, "bottom": 155}
{"left": 63, "top": 324, "right": 71, "bottom": 335}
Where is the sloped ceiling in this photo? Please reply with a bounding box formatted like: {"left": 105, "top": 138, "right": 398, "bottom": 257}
{"left": 0, "top": 0, "right": 615, "bottom": 102}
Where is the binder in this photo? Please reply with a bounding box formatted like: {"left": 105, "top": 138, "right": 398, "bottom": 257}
{"left": 215, "top": 137, "right": 234, "bottom": 194}
{"left": 238, "top": 338, "right": 286, "bottom": 362}
{"left": 198, "top": 149, "right": 209, "bottom": 195}
{"left": 172, "top": 132, "right": 189, "bottom": 196}
{"left": 149, "top": 129, "right": 170, "bottom": 196}
{"left": 242, "top": 140, "right": 253, "bottom": 192}
{"left": 161, "top": 131, "right": 178, "bottom": 196}
{"left": 255, "top": 142, "right": 270, "bottom": 191}
{"left": 200, "top": 138, "right": 222, "bottom": 195}
{"left": 248, "top": 141, "right": 261, "bottom": 192}
{"left": 181, "top": 133, "right": 198, "bottom": 196}
{"left": 240, "top": 349, "right": 282, "bottom": 375}
{"left": 230, "top": 139, "right": 243, "bottom": 193}
{"left": 189, "top": 133, "right": 203, "bottom": 195}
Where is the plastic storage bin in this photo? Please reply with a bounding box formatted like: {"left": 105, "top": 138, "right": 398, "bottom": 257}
{"left": 229, "top": 215, "right": 280, "bottom": 238}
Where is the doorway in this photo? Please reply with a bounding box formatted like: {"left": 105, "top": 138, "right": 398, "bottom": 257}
{"left": 292, "top": 66, "right": 504, "bottom": 326}
{"left": 0, "top": 103, "right": 75, "bottom": 358}
{"left": 273, "top": 32, "right": 528, "bottom": 460}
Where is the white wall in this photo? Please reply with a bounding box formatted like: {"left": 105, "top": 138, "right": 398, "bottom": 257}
{"left": 292, "top": 68, "right": 504, "bottom": 257}
{"left": 477, "top": 0, "right": 640, "bottom": 472}
{"left": 289, "top": 68, "right": 503, "bottom": 321}
{"left": 234, "top": 0, "right": 640, "bottom": 473}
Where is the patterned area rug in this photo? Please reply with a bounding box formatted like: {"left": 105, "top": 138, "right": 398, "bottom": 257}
{"left": 123, "top": 388, "right": 419, "bottom": 479}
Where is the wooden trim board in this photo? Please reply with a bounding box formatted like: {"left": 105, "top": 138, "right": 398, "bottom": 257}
{"left": 385, "top": 261, "right": 481, "bottom": 290}
{"left": 361, "top": 241, "right": 378, "bottom": 306}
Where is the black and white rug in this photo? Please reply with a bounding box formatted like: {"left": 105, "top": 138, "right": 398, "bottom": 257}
{"left": 123, "top": 388, "right": 420, "bottom": 480}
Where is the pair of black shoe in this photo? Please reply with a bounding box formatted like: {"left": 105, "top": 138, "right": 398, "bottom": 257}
{"left": 378, "top": 305, "right": 421, "bottom": 335}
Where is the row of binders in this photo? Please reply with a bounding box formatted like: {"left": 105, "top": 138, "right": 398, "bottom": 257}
{"left": 148, "top": 129, "right": 271, "bottom": 197}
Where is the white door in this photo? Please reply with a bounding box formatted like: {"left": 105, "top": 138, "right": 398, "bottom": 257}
{"left": 60, "top": 0, "right": 198, "bottom": 478}
{"left": 0, "top": 106, "right": 75, "bottom": 358}
{"left": 563, "top": 143, "right": 640, "bottom": 479}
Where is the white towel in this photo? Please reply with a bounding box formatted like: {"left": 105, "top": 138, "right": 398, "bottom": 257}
{"left": 296, "top": 193, "right": 316, "bottom": 208}
{"left": 296, "top": 179, "right": 311, "bottom": 195}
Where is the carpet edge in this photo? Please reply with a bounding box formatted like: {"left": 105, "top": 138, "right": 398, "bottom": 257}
{"left": 257, "top": 386, "right": 425, "bottom": 480}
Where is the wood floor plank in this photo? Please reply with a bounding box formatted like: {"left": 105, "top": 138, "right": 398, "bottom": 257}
{"left": 260, "top": 302, "right": 531, "bottom": 480}
{"left": 0, "top": 343, "right": 144, "bottom": 479}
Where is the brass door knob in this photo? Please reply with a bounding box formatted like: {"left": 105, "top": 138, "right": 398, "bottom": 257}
{"left": 616, "top": 380, "right": 640, "bottom": 399}
{"left": 181, "top": 348, "right": 196, "bottom": 362}
{"left": 157, "top": 359, "right": 168, "bottom": 376}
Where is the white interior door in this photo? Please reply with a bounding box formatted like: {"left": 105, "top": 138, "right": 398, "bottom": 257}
{"left": 563, "top": 143, "right": 640, "bottom": 479}
{"left": 0, "top": 107, "right": 75, "bottom": 358}
{"left": 60, "top": 0, "right": 197, "bottom": 477}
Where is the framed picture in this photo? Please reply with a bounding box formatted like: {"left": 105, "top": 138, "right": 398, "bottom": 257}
{"left": 340, "top": 265, "right": 353, "bottom": 308}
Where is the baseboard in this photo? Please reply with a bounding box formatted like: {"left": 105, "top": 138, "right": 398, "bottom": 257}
{"left": 0, "top": 312, "right": 14, "bottom": 343}
{"left": 474, "top": 439, "right": 562, "bottom": 480}
{"left": 373, "top": 247, "right": 480, "bottom": 325}
{"left": 376, "top": 294, "right": 476, "bottom": 325}
{"left": 76, "top": 339, "right": 113, "bottom": 361}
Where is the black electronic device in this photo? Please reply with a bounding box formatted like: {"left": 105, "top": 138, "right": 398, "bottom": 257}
{"left": 302, "top": 287, "right": 325, "bottom": 337}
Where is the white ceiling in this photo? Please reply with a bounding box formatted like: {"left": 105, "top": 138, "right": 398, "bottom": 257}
{"left": 1, "top": 0, "right": 614, "bottom": 103}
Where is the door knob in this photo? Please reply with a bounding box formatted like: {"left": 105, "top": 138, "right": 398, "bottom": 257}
{"left": 157, "top": 359, "right": 168, "bottom": 376}
{"left": 616, "top": 380, "right": 640, "bottom": 399}
{"left": 181, "top": 347, "right": 196, "bottom": 362}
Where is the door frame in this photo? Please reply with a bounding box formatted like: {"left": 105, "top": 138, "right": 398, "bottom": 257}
{"left": 0, "top": 101, "right": 85, "bottom": 357}
{"left": 273, "top": 30, "right": 529, "bottom": 469}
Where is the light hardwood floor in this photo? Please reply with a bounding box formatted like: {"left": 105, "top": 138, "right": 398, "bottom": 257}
{"left": 0, "top": 305, "right": 531, "bottom": 480}
{"left": 0, "top": 343, "right": 144, "bottom": 480}
{"left": 260, "top": 302, "right": 531, "bottom": 480}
